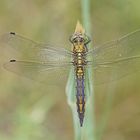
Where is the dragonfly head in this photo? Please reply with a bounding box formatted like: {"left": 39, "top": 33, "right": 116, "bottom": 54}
{"left": 69, "top": 33, "right": 91, "bottom": 46}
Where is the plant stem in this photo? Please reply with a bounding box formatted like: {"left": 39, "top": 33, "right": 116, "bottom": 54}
{"left": 81, "top": 0, "right": 96, "bottom": 140}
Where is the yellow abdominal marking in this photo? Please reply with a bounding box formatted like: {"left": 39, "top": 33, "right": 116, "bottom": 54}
{"left": 77, "top": 67, "right": 84, "bottom": 76}
{"left": 79, "top": 104, "right": 83, "bottom": 113}
{"left": 79, "top": 96, "right": 82, "bottom": 103}
{"left": 78, "top": 59, "right": 82, "bottom": 64}
{"left": 78, "top": 96, "right": 85, "bottom": 113}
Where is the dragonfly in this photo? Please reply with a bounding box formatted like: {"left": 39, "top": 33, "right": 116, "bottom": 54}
{"left": 1, "top": 22, "right": 140, "bottom": 127}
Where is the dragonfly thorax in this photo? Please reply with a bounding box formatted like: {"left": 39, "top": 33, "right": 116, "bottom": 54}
{"left": 70, "top": 33, "right": 90, "bottom": 54}
{"left": 73, "top": 44, "right": 87, "bottom": 53}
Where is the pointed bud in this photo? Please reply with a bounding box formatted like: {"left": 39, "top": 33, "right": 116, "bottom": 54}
{"left": 75, "top": 21, "right": 85, "bottom": 34}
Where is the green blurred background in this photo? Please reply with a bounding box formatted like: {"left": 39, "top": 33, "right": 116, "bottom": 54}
{"left": 0, "top": 0, "right": 140, "bottom": 140}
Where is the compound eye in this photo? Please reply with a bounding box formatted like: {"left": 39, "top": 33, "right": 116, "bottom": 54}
{"left": 73, "top": 39, "right": 78, "bottom": 43}
{"left": 79, "top": 38, "right": 83, "bottom": 42}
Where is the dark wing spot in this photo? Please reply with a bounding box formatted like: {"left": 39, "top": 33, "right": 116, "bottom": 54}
{"left": 10, "top": 59, "right": 16, "bottom": 62}
{"left": 10, "top": 32, "right": 16, "bottom": 35}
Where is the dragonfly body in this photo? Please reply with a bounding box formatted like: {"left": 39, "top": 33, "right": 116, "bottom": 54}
{"left": 70, "top": 30, "right": 90, "bottom": 126}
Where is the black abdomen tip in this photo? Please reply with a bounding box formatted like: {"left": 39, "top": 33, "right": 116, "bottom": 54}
{"left": 10, "top": 32, "right": 16, "bottom": 35}
{"left": 10, "top": 59, "right": 16, "bottom": 62}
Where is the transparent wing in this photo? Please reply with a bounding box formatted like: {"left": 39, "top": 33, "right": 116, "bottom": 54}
{"left": 4, "top": 60, "right": 73, "bottom": 85}
{"left": 0, "top": 32, "right": 73, "bottom": 84}
{"left": 87, "top": 29, "right": 140, "bottom": 84}
{"left": 0, "top": 32, "right": 72, "bottom": 62}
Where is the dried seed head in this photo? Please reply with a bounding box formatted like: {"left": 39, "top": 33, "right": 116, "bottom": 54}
{"left": 75, "top": 21, "right": 85, "bottom": 34}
